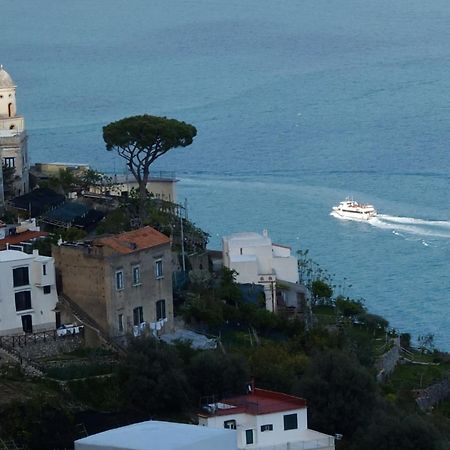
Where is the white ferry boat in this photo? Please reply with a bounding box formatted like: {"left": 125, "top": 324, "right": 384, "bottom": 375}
{"left": 331, "top": 198, "right": 377, "bottom": 221}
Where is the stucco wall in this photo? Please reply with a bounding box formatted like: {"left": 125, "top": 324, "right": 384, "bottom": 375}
{"left": 0, "top": 251, "right": 57, "bottom": 336}
{"left": 201, "top": 408, "right": 309, "bottom": 449}
{"left": 272, "top": 256, "right": 299, "bottom": 283}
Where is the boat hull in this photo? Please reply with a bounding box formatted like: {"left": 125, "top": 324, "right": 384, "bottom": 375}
{"left": 331, "top": 199, "right": 377, "bottom": 221}
{"left": 331, "top": 209, "right": 377, "bottom": 221}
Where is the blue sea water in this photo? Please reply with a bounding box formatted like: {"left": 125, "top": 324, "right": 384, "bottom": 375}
{"left": 3, "top": 0, "right": 450, "bottom": 348}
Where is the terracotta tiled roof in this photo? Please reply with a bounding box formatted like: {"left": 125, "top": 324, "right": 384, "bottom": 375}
{"left": 0, "top": 230, "right": 48, "bottom": 250}
{"left": 200, "top": 388, "right": 307, "bottom": 417}
{"left": 95, "top": 226, "right": 170, "bottom": 254}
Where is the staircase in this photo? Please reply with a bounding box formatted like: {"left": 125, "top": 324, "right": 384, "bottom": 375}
{"left": 0, "top": 342, "right": 44, "bottom": 378}
{"left": 59, "top": 294, "right": 125, "bottom": 355}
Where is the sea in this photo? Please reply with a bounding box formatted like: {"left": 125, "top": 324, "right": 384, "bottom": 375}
{"left": 3, "top": 0, "right": 450, "bottom": 349}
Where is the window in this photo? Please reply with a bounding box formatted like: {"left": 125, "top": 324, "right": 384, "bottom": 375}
{"left": 156, "top": 299, "right": 166, "bottom": 321}
{"left": 245, "top": 429, "right": 254, "bottom": 445}
{"left": 13, "top": 267, "right": 29, "bottom": 287}
{"left": 42, "top": 264, "right": 47, "bottom": 276}
{"left": 283, "top": 413, "right": 298, "bottom": 431}
{"left": 224, "top": 420, "right": 236, "bottom": 430}
{"left": 115, "top": 270, "right": 124, "bottom": 290}
{"left": 118, "top": 314, "right": 124, "bottom": 333}
{"left": 132, "top": 265, "right": 140, "bottom": 285}
{"left": 260, "top": 424, "right": 273, "bottom": 432}
{"left": 133, "top": 306, "right": 143, "bottom": 326}
{"left": 155, "top": 259, "right": 163, "bottom": 278}
{"left": 43, "top": 285, "right": 51, "bottom": 294}
{"left": 15, "top": 291, "right": 31, "bottom": 311}
{"left": 4, "top": 157, "right": 15, "bottom": 168}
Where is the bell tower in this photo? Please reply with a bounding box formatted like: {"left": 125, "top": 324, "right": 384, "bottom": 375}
{"left": 0, "top": 65, "right": 29, "bottom": 204}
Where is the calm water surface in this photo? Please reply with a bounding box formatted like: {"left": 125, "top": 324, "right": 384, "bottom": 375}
{"left": 3, "top": 0, "right": 450, "bottom": 348}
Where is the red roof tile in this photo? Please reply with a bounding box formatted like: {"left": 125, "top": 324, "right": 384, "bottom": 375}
{"left": 95, "top": 226, "right": 170, "bottom": 254}
{"left": 201, "top": 388, "right": 307, "bottom": 417}
{"left": 0, "top": 230, "right": 48, "bottom": 250}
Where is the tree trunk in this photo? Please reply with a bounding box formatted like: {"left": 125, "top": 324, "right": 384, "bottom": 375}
{"left": 138, "top": 180, "right": 147, "bottom": 225}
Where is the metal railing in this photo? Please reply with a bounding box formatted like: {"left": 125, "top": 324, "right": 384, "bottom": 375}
{"left": 0, "top": 326, "right": 83, "bottom": 348}
{"left": 238, "top": 438, "right": 335, "bottom": 450}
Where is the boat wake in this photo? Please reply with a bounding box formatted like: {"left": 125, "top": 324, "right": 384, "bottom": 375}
{"left": 368, "top": 214, "right": 450, "bottom": 238}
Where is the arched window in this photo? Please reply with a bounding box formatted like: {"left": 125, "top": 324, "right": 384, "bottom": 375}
{"left": 8, "top": 103, "right": 13, "bottom": 117}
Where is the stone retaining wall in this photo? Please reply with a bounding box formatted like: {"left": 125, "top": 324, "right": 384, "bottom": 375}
{"left": 376, "top": 337, "right": 401, "bottom": 382}
{"left": 416, "top": 376, "right": 450, "bottom": 411}
{"left": 15, "top": 335, "right": 83, "bottom": 360}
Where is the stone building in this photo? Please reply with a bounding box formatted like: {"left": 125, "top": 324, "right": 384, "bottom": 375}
{"left": 52, "top": 227, "right": 174, "bottom": 340}
{"left": 0, "top": 65, "right": 30, "bottom": 204}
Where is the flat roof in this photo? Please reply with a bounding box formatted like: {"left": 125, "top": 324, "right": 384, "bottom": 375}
{"left": 75, "top": 420, "right": 235, "bottom": 450}
{"left": 0, "top": 249, "right": 32, "bottom": 262}
{"left": 200, "top": 388, "right": 307, "bottom": 417}
{"left": 224, "top": 232, "right": 272, "bottom": 249}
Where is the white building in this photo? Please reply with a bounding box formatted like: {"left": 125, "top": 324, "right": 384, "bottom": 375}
{"left": 0, "top": 65, "right": 30, "bottom": 202}
{"left": 199, "top": 388, "right": 335, "bottom": 450}
{"left": 0, "top": 249, "right": 58, "bottom": 335}
{"left": 89, "top": 172, "right": 178, "bottom": 203}
{"left": 75, "top": 420, "right": 237, "bottom": 450}
{"left": 222, "top": 231, "right": 299, "bottom": 311}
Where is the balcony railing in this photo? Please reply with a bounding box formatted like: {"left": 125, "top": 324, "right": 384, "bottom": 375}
{"left": 0, "top": 130, "right": 26, "bottom": 145}
{"left": 238, "top": 437, "right": 335, "bottom": 450}
{"left": 104, "top": 171, "right": 177, "bottom": 183}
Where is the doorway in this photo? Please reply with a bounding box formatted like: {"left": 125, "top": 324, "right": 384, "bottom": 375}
{"left": 21, "top": 314, "right": 33, "bottom": 333}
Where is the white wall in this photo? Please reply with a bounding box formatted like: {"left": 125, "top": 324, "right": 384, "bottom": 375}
{"left": 223, "top": 233, "right": 299, "bottom": 286}
{"left": 0, "top": 250, "right": 58, "bottom": 335}
{"left": 253, "top": 409, "right": 308, "bottom": 447}
{"left": 272, "top": 256, "right": 299, "bottom": 283}
{"left": 229, "top": 258, "right": 258, "bottom": 284}
{"left": 201, "top": 408, "right": 309, "bottom": 449}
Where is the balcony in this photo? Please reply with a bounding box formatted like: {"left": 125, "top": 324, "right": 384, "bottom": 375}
{"left": 108, "top": 171, "right": 177, "bottom": 184}
{"left": 0, "top": 129, "right": 26, "bottom": 145}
